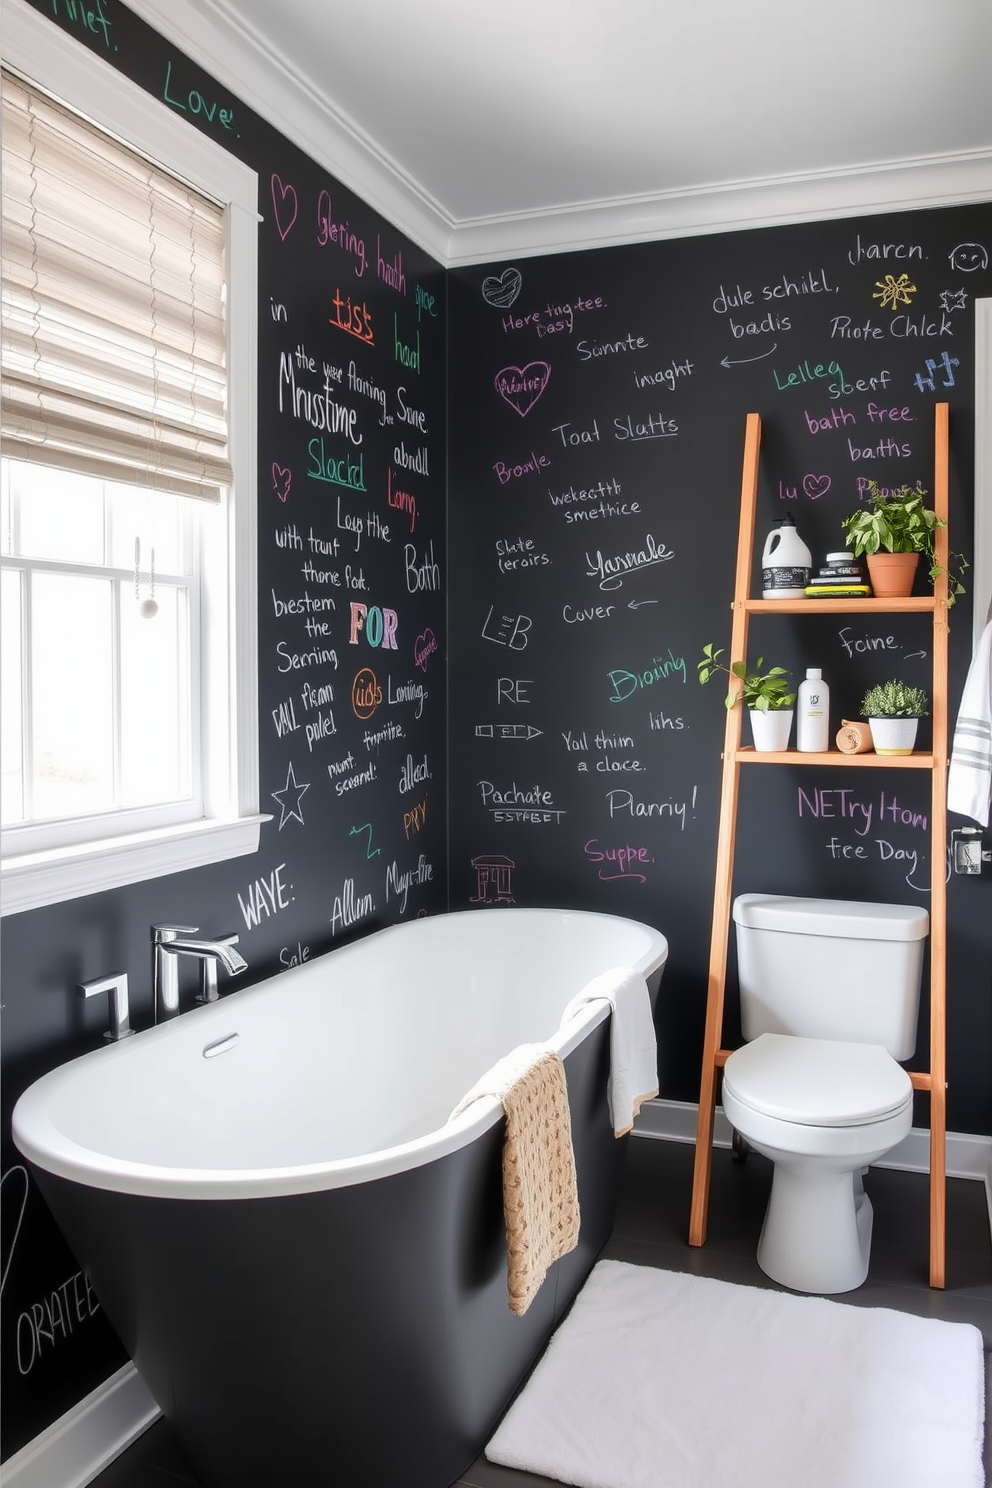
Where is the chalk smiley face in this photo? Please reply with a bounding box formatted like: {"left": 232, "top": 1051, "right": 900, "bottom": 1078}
{"left": 948, "top": 243, "right": 988, "bottom": 273}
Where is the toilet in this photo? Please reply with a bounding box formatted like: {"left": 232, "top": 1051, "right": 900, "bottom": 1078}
{"left": 721, "top": 894, "right": 929, "bottom": 1295}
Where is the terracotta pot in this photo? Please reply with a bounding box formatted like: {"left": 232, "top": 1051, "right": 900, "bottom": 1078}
{"left": 865, "top": 550, "right": 919, "bottom": 599}
{"left": 868, "top": 717, "right": 919, "bottom": 756}
{"left": 749, "top": 708, "right": 793, "bottom": 752}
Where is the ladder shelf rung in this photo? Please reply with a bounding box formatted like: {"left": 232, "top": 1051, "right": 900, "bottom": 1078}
{"left": 734, "top": 748, "right": 935, "bottom": 769}
{"left": 743, "top": 597, "right": 938, "bottom": 615}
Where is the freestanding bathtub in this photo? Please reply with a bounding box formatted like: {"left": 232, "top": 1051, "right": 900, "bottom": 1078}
{"left": 13, "top": 907, "right": 667, "bottom": 1488}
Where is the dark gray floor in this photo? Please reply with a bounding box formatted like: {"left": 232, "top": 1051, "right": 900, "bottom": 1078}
{"left": 92, "top": 1135, "right": 992, "bottom": 1488}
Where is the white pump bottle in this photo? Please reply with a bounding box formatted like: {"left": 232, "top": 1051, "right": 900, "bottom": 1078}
{"left": 797, "top": 668, "right": 829, "bottom": 752}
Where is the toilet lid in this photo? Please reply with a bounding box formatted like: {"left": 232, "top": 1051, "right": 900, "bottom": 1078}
{"left": 723, "top": 1034, "right": 913, "bottom": 1127}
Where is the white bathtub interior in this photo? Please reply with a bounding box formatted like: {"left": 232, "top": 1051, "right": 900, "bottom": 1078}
{"left": 13, "top": 909, "right": 668, "bottom": 1200}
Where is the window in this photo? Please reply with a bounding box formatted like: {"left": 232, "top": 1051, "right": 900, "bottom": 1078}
{"left": 1, "top": 6, "right": 260, "bottom": 915}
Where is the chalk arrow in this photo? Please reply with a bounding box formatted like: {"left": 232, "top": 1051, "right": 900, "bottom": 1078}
{"left": 627, "top": 598, "right": 658, "bottom": 609}
{"left": 721, "top": 343, "right": 778, "bottom": 368}
{"left": 903, "top": 649, "right": 929, "bottom": 661}
{"left": 475, "top": 724, "right": 543, "bottom": 740}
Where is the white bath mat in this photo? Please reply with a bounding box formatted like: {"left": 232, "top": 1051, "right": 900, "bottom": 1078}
{"left": 487, "top": 1259, "right": 985, "bottom": 1488}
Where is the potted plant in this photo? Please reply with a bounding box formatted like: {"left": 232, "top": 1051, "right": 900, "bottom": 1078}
{"left": 860, "top": 679, "right": 929, "bottom": 755}
{"left": 698, "top": 645, "right": 796, "bottom": 751}
{"left": 840, "top": 480, "right": 967, "bottom": 603}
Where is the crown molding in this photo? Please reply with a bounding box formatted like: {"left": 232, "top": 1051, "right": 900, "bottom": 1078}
{"left": 445, "top": 151, "right": 992, "bottom": 266}
{"left": 30, "top": 0, "right": 992, "bottom": 269}
{"left": 120, "top": 0, "right": 456, "bottom": 263}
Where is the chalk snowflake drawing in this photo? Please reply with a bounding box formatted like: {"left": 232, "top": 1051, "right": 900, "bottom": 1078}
{"left": 271, "top": 762, "right": 309, "bottom": 829}
{"left": 872, "top": 273, "right": 917, "bottom": 310}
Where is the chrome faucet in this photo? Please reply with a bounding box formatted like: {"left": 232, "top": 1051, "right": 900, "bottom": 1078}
{"left": 152, "top": 924, "right": 247, "bottom": 1022}
{"left": 77, "top": 970, "right": 135, "bottom": 1041}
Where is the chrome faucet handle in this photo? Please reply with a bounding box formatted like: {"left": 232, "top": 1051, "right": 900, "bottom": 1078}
{"left": 152, "top": 923, "right": 199, "bottom": 944}
{"left": 77, "top": 971, "right": 135, "bottom": 1041}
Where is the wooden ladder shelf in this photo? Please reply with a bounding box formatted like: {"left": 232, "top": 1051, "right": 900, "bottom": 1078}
{"left": 688, "top": 403, "right": 950, "bottom": 1289}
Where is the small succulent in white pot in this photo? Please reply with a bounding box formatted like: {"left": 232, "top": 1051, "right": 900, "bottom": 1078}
{"left": 860, "top": 680, "right": 929, "bottom": 756}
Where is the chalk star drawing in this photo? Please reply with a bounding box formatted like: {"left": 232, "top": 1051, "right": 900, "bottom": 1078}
{"left": 872, "top": 273, "right": 916, "bottom": 310}
{"left": 271, "top": 762, "right": 309, "bottom": 829}
{"left": 349, "top": 822, "right": 380, "bottom": 859}
{"left": 939, "top": 289, "right": 968, "bottom": 314}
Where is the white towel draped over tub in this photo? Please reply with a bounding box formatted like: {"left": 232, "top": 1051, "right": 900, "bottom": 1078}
{"left": 450, "top": 1043, "right": 580, "bottom": 1316}
{"left": 561, "top": 967, "right": 658, "bottom": 1137}
{"left": 948, "top": 619, "right": 992, "bottom": 827}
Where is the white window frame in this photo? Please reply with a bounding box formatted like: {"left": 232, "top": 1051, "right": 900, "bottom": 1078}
{"left": 1, "top": 2, "right": 263, "bottom": 916}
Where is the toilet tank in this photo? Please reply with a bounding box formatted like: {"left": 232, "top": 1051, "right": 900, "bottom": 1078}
{"left": 733, "top": 894, "right": 929, "bottom": 1060}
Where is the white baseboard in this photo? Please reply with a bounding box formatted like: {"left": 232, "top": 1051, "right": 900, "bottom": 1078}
{"left": 1, "top": 1363, "right": 159, "bottom": 1488}
{"left": 633, "top": 1097, "right": 992, "bottom": 1182}
{"left": 6, "top": 1109, "right": 990, "bottom": 1488}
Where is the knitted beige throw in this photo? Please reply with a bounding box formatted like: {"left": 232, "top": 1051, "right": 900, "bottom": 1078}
{"left": 451, "top": 1044, "right": 580, "bottom": 1315}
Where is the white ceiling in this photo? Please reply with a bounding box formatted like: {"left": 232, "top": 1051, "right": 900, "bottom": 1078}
{"left": 142, "top": 0, "right": 992, "bottom": 261}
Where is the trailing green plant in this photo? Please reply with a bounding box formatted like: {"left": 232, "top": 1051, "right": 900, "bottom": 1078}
{"left": 840, "top": 480, "right": 967, "bottom": 604}
{"left": 698, "top": 645, "right": 796, "bottom": 711}
{"left": 859, "top": 680, "right": 930, "bottom": 719}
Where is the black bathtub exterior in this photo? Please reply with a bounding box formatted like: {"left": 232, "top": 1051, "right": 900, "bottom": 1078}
{"left": 32, "top": 989, "right": 652, "bottom": 1488}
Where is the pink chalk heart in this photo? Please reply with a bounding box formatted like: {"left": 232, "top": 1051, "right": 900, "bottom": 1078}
{"left": 803, "top": 473, "right": 831, "bottom": 500}
{"left": 272, "top": 464, "right": 292, "bottom": 501}
{"left": 495, "top": 362, "right": 551, "bottom": 417}
{"left": 270, "top": 174, "right": 298, "bottom": 241}
{"left": 482, "top": 267, "right": 522, "bottom": 309}
{"left": 414, "top": 627, "right": 438, "bottom": 671}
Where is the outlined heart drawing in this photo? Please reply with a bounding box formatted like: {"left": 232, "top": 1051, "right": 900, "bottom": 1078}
{"left": 495, "top": 362, "right": 550, "bottom": 417}
{"left": 270, "top": 174, "right": 298, "bottom": 241}
{"left": 414, "top": 628, "right": 438, "bottom": 671}
{"left": 482, "top": 268, "right": 522, "bottom": 309}
{"left": 272, "top": 464, "right": 292, "bottom": 501}
{"left": 803, "top": 473, "right": 831, "bottom": 499}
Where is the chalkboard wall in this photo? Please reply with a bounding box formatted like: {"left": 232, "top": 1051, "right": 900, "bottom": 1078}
{"left": 1, "top": 0, "right": 447, "bottom": 1457}
{"left": 447, "top": 207, "right": 992, "bottom": 1116}
{"left": 2, "top": 0, "right": 991, "bottom": 1468}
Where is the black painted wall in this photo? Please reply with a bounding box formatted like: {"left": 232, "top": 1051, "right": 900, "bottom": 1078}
{"left": 447, "top": 208, "right": 992, "bottom": 1120}
{"left": 2, "top": 0, "right": 991, "bottom": 1467}
{"left": 1, "top": 0, "right": 447, "bottom": 1456}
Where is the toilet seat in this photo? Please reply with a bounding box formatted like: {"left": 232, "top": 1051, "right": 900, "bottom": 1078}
{"left": 723, "top": 1033, "right": 913, "bottom": 1127}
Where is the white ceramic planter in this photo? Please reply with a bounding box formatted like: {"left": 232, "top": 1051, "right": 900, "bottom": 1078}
{"left": 868, "top": 717, "right": 919, "bottom": 755}
{"left": 749, "top": 708, "right": 794, "bottom": 752}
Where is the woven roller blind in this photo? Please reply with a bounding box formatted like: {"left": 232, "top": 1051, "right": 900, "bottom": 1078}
{"left": 1, "top": 71, "right": 232, "bottom": 501}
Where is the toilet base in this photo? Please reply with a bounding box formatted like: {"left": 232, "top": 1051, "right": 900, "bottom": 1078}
{"left": 757, "top": 1162, "right": 873, "bottom": 1294}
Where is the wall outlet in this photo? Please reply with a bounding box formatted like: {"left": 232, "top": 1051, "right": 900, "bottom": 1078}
{"left": 951, "top": 827, "right": 985, "bottom": 875}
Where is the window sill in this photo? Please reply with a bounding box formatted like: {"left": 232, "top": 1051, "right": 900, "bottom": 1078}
{"left": 1, "top": 815, "right": 271, "bottom": 916}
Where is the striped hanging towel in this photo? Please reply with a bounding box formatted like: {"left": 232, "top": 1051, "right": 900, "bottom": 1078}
{"left": 948, "top": 620, "right": 992, "bottom": 827}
